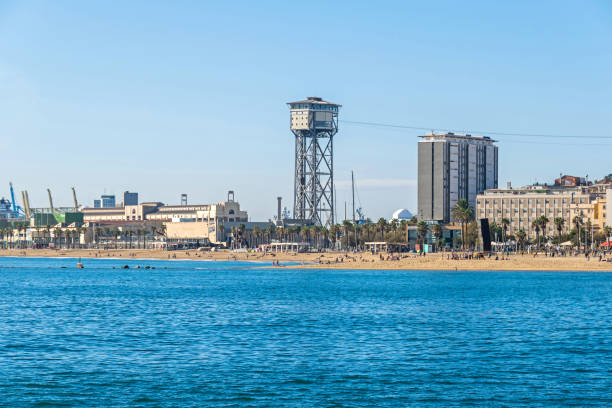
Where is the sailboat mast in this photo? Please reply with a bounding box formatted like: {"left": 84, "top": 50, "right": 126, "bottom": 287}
{"left": 351, "top": 171, "right": 356, "bottom": 224}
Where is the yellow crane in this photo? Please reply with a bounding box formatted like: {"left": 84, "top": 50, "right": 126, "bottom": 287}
{"left": 71, "top": 187, "right": 78, "bottom": 210}
{"left": 47, "top": 188, "right": 54, "bottom": 214}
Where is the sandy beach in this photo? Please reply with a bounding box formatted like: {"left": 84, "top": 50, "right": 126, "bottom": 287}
{"left": 1, "top": 248, "right": 611, "bottom": 271}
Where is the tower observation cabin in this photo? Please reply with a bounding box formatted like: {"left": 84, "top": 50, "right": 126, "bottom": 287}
{"left": 288, "top": 96, "right": 341, "bottom": 227}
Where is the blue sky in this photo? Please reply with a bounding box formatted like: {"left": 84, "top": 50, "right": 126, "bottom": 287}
{"left": 1, "top": 1, "right": 611, "bottom": 220}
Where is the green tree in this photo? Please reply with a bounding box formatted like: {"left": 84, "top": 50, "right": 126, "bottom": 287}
{"left": 465, "top": 221, "right": 480, "bottom": 249}
{"left": 253, "top": 226, "right": 262, "bottom": 248}
{"left": 451, "top": 198, "right": 473, "bottom": 250}
{"left": 53, "top": 227, "right": 62, "bottom": 248}
{"left": 376, "top": 218, "right": 387, "bottom": 241}
{"left": 501, "top": 218, "right": 510, "bottom": 244}
{"left": 342, "top": 220, "right": 352, "bottom": 249}
{"left": 490, "top": 222, "right": 502, "bottom": 242}
{"left": 554, "top": 217, "right": 565, "bottom": 245}
{"left": 431, "top": 223, "right": 443, "bottom": 248}
{"left": 399, "top": 220, "right": 409, "bottom": 244}
{"left": 532, "top": 219, "right": 541, "bottom": 248}
{"left": 266, "top": 225, "right": 276, "bottom": 245}
{"left": 573, "top": 216, "right": 582, "bottom": 249}
{"left": 603, "top": 225, "right": 612, "bottom": 241}
{"left": 516, "top": 229, "right": 527, "bottom": 250}
{"left": 539, "top": 216, "right": 549, "bottom": 244}
{"left": 416, "top": 221, "right": 429, "bottom": 247}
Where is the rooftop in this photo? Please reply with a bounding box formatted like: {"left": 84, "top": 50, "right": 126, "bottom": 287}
{"left": 287, "top": 96, "right": 341, "bottom": 107}
{"left": 419, "top": 132, "right": 497, "bottom": 143}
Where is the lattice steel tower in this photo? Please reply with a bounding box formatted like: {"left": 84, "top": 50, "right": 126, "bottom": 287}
{"left": 288, "top": 96, "right": 341, "bottom": 227}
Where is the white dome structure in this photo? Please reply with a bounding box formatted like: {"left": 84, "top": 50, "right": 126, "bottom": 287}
{"left": 392, "top": 208, "right": 413, "bottom": 220}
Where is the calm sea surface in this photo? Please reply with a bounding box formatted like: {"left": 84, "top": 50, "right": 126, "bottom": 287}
{"left": 1, "top": 257, "right": 611, "bottom": 407}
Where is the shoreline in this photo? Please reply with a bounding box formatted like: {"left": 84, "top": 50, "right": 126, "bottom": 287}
{"left": 1, "top": 249, "right": 611, "bottom": 272}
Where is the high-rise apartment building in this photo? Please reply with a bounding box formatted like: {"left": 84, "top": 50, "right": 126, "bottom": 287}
{"left": 123, "top": 191, "right": 138, "bottom": 206}
{"left": 418, "top": 132, "right": 498, "bottom": 222}
{"left": 101, "top": 195, "right": 116, "bottom": 208}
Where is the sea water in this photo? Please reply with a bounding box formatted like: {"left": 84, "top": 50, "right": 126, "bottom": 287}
{"left": 1, "top": 257, "right": 611, "bottom": 407}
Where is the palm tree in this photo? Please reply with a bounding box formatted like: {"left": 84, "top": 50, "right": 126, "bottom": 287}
{"left": 328, "top": 225, "right": 339, "bottom": 249}
{"left": 64, "top": 229, "right": 72, "bottom": 249}
{"left": 585, "top": 220, "right": 592, "bottom": 249}
{"left": 554, "top": 217, "right": 564, "bottom": 244}
{"left": 342, "top": 220, "right": 352, "bottom": 249}
{"left": 253, "top": 226, "right": 262, "bottom": 248}
{"left": 75, "top": 226, "right": 83, "bottom": 248}
{"left": 266, "top": 225, "right": 275, "bottom": 245}
{"left": 321, "top": 227, "right": 330, "bottom": 249}
{"left": 490, "top": 222, "right": 501, "bottom": 242}
{"left": 238, "top": 224, "right": 246, "bottom": 247}
{"left": 300, "top": 226, "right": 310, "bottom": 247}
{"left": 501, "top": 218, "right": 510, "bottom": 246}
{"left": 451, "top": 198, "right": 473, "bottom": 250}
{"left": 53, "top": 227, "right": 62, "bottom": 248}
{"left": 573, "top": 216, "right": 582, "bottom": 249}
{"left": 217, "top": 223, "right": 225, "bottom": 245}
{"left": 142, "top": 227, "right": 149, "bottom": 249}
{"left": 604, "top": 225, "right": 612, "bottom": 243}
{"left": 276, "top": 226, "right": 285, "bottom": 243}
{"left": 431, "top": 223, "right": 443, "bottom": 248}
{"left": 149, "top": 225, "right": 157, "bottom": 248}
{"left": 417, "top": 221, "right": 429, "bottom": 248}
{"left": 539, "top": 216, "right": 549, "bottom": 244}
{"left": 376, "top": 218, "right": 387, "bottom": 241}
{"left": 1, "top": 227, "right": 8, "bottom": 249}
{"left": 532, "top": 219, "right": 541, "bottom": 248}
{"left": 390, "top": 219, "right": 399, "bottom": 236}
{"left": 516, "top": 229, "right": 527, "bottom": 251}
{"left": 398, "top": 220, "right": 408, "bottom": 244}
{"left": 72, "top": 229, "right": 79, "bottom": 249}
{"left": 230, "top": 226, "right": 237, "bottom": 249}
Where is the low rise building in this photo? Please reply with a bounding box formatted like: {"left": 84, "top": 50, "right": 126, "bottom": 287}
{"left": 554, "top": 175, "right": 589, "bottom": 187}
{"left": 592, "top": 196, "right": 607, "bottom": 230}
{"left": 81, "top": 191, "right": 253, "bottom": 246}
{"left": 607, "top": 189, "right": 611, "bottom": 229}
{"left": 476, "top": 185, "right": 609, "bottom": 240}
{"left": 82, "top": 193, "right": 247, "bottom": 225}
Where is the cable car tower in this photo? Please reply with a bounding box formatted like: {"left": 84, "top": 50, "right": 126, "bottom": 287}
{"left": 288, "top": 96, "right": 341, "bottom": 227}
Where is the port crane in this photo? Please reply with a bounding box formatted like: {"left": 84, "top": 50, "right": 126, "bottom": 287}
{"left": 8, "top": 182, "right": 25, "bottom": 217}
{"left": 21, "top": 190, "right": 31, "bottom": 218}
{"left": 47, "top": 189, "right": 55, "bottom": 214}
{"left": 71, "top": 187, "right": 79, "bottom": 210}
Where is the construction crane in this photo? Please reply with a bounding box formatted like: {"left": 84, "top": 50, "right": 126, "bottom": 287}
{"left": 47, "top": 188, "right": 55, "bottom": 214}
{"left": 71, "top": 187, "right": 78, "bottom": 210}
